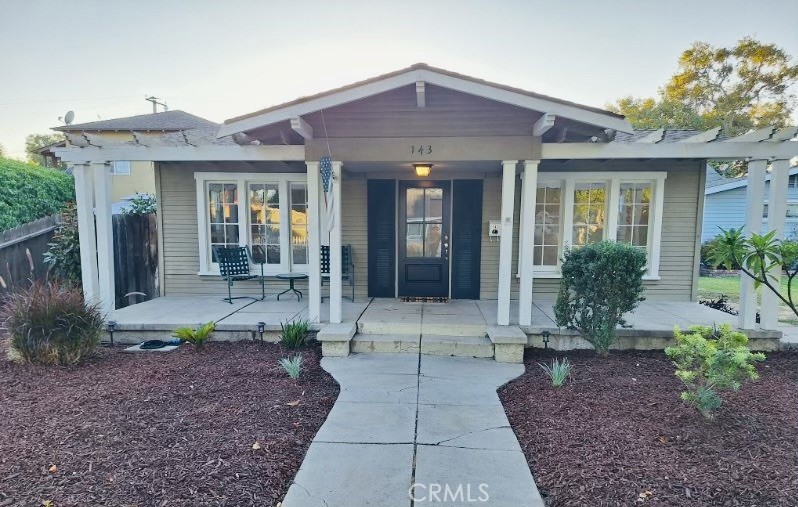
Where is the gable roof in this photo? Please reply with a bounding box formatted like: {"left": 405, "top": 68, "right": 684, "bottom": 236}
{"left": 218, "top": 63, "right": 632, "bottom": 137}
{"left": 54, "top": 110, "right": 218, "bottom": 132}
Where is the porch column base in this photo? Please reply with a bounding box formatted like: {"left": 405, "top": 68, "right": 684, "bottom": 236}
{"left": 317, "top": 322, "right": 356, "bottom": 357}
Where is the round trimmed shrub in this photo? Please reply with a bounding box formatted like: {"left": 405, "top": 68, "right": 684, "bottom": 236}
{"left": 4, "top": 281, "right": 104, "bottom": 365}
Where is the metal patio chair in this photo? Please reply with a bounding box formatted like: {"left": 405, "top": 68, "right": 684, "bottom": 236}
{"left": 214, "top": 246, "right": 265, "bottom": 303}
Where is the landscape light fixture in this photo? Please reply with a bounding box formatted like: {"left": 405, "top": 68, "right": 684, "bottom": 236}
{"left": 541, "top": 330, "right": 551, "bottom": 349}
{"left": 414, "top": 163, "right": 432, "bottom": 177}
{"left": 256, "top": 321, "right": 266, "bottom": 342}
{"left": 106, "top": 321, "right": 117, "bottom": 346}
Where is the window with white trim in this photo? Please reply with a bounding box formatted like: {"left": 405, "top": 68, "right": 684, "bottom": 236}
{"left": 521, "top": 172, "right": 666, "bottom": 278}
{"left": 195, "top": 173, "right": 308, "bottom": 275}
{"left": 111, "top": 160, "right": 131, "bottom": 175}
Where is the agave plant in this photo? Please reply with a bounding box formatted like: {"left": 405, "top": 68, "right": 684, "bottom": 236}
{"left": 538, "top": 357, "right": 572, "bottom": 387}
{"left": 278, "top": 354, "right": 303, "bottom": 379}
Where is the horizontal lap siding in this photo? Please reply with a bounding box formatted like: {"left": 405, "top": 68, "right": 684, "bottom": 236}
{"left": 341, "top": 177, "right": 369, "bottom": 299}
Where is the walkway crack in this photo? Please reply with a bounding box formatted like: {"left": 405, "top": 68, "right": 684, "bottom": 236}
{"left": 430, "top": 425, "right": 511, "bottom": 446}
{"left": 409, "top": 305, "right": 423, "bottom": 507}
{"left": 291, "top": 480, "right": 330, "bottom": 507}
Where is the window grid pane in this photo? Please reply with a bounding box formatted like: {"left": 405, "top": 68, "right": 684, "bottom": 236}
{"left": 616, "top": 183, "right": 651, "bottom": 251}
{"left": 406, "top": 187, "right": 444, "bottom": 257}
{"left": 249, "top": 183, "right": 281, "bottom": 264}
{"left": 290, "top": 183, "right": 308, "bottom": 265}
{"left": 533, "top": 185, "right": 562, "bottom": 266}
{"left": 208, "top": 182, "right": 240, "bottom": 262}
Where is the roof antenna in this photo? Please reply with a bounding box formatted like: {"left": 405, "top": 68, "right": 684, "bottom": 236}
{"left": 145, "top": 96, "right": 168, "bottom": 113}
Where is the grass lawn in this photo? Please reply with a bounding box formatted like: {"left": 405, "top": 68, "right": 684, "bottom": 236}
{"left": 698, "top": 275, "right": 798, "bottom": 325}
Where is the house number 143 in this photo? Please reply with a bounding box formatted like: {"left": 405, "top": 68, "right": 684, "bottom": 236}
{"left": 411, "top": 145, "right": 432, "bottom": 155}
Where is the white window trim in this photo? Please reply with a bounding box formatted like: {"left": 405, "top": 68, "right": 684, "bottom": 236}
{"left": 194, "top": 172, "right": 308, "bottom": 276}
{"left": 517, "top": 171, "right": 667, "bottom": 280}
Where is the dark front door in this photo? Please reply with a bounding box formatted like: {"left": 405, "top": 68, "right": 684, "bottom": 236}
{"left": 398, "top": 180, "right": 451, "bottom": 297}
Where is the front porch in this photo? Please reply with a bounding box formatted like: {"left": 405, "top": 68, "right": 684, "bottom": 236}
{"left": 106, "top": 296, "right": 784, "bottom": 351}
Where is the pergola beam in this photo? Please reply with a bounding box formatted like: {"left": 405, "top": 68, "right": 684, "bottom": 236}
{"left": 52, "top": 144, "right": 305, "bottom": 162}
{"left": 540, "top": 138, "right": 798, "bottom": 160}
{"left": 635, "top": 128, "right": 664, "bottom": 143}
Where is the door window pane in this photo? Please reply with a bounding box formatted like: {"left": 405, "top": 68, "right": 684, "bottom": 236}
{"left": 249, "top": 183, "right": 280, "bottom": 264}
{"left": 572, "top": 182, "right": 606, "bottom": 247}
{"left": 290, "top": 183, "right": 308, "bottom": 265}
{"left": 533, "top": 184, "right": 562, "bottom": 266}
{"left": 208, "top": 182, "right": 240, "bottom": 262}
{"left": 616, "top": 183, "right": 651, "bottom": 251}
{"left": 405, "top": 187, "right": 445, "bottom": 257}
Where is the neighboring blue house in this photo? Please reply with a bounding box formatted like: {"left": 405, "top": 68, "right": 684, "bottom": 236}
{"left": 703, "top": 165, "right": 798, "bottom": 242}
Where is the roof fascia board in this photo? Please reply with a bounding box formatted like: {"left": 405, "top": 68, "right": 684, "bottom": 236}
{"left": 52, "top": 144, "right": 305, "bottom": 163}
{"left": 218, "top": 68, "right": 632, "bottom": 137}
{"left": 540, "top": 141, "right": 798, "bottom": 160}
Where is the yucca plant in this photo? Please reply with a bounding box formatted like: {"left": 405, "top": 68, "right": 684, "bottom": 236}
{"left": 278, "top": 354, "right": 303, "bottom": 379}
{"left": 280, "top": 320, "right": 310, "bottom": 349}
{"left": 4, "top": 280, "right": 104, "bottom": 365}
{"left": 538, "top": 357, "right": 572, "bottom": 387}
{"left": 173, "top": 321, "right": 215, "bottom": 349}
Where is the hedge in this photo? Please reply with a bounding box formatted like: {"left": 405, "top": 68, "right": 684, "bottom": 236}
{"left": 0, "top": 158, "right": 74, "bottom": 232}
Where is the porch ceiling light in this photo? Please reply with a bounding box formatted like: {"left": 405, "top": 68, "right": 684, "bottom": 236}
{"left": 414, "top": 163, "right": 432, "bottom": 177}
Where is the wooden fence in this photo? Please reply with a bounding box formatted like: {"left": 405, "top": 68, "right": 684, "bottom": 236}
{"left": 0, "top": 215, "right": 59, "bottom": 291}
{"left": 0, "top": 213, "right": 159, "bottom": 309}
{"left": 113, "top": 214, "right": 159, "bottom": 308}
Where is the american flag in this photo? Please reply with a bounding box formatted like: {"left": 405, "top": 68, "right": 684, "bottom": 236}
{"left": 320, "top": 156, "right": 335, "bottom": 230}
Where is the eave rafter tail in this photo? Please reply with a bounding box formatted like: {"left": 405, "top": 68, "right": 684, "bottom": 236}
{"left": 532, "top": 113, "right": 556, "bottom": 136}
{"left": 290, "top": 116, "right": 313, "bottom": 139}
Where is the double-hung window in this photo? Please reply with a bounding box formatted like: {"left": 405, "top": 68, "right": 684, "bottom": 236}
{"left": 195, "top": 173, "right": 308, "bottom": 275}
{"left": 522, "top": 172, "right": 666, "bottom": 278}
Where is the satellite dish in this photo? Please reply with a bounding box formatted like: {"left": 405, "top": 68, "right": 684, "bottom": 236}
{"left": 64, "top": 111, "right": 75, "bottom": 125}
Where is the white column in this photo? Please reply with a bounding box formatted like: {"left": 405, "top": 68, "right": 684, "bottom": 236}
{"left": 72, "top": 164, "right": 99, "bottom": 303}
{"left": 497, "top": 160, "right": 518, "bottom": 326}
{"left": 739, "top": 159, "right": 767, "bottom": 329}
{"left": 329, "top": 161, "right": 343, "bottom": 324}
{"left": 518, "top": 160, "right": 539, "bottom": 326}
{"left": 761, "top": 159, "right": 790, "bottom": 329}
{"left": 92, "top": 162, "right": 115, "bottom": 314}
{"left": 306, "top": 162, "right": 322, "bottom": 323}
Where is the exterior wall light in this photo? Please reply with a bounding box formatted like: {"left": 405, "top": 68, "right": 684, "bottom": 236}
{"left": 414, "top": 164, "right": 432, "bottom": 177}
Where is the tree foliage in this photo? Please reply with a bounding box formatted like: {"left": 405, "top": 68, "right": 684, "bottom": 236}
{"left": 710, "top": 228, "right": 798, "bottom": 318}
{"left": 554, "top": 241, "right": 647, "bottom": 355}
{"left": 25, "top": 133, "right": 64, "bottom": 166}
{"left": 609, "top": 38, "right": 798, "bottom": 145}
{"left": 0, "top": 157, "right": 74, "bottom": 231}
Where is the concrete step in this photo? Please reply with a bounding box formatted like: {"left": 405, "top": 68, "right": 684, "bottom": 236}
{"left": 350, "top": 334, "right": 421, "bottom": 354}
{"left": 420, "top": 335, "right": 493, "bottom": 358}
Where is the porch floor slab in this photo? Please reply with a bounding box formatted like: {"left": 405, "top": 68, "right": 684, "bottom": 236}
{"left": 281, "top": 353, "right": 543, "bottom": 507}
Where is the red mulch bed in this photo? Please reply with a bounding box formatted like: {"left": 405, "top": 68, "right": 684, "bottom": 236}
{"left": 499, "top": 349, "right": 798, "bottom": 507}
{"left": 0, "top": 340, "right": 338, "bottom": 506}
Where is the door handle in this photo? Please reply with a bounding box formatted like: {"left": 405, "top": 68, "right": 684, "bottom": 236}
{"left": 443, "top": 235, "right": 449, "bottom": 260}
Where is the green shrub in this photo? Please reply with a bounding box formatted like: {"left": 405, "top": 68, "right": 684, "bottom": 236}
{"left": 538, "top": 357, "right": 572, "bottom": 387}
{"left": 0, "top": 157, "right": 74, "bottom": 232}
{"left": 173, "top": 322, "right": 215, "bottom": 349}
{"left": 43, "top": 202, "right": 81, "bottom": 285}
{"left": 701, "top": 236, "right": 740, "bottom": 270}
{"left": 4, "top": 281, "right": 104, "bottom": 365}
{"left": 554, "top": 241, "right": 647, "bottom": 355}
{"left": 665, "top": 324, "right": 765, "bottom": 419}
{"left": 280, "top": 320, "right": 310, "bottom": 349}
{"left": 278, "top": 354, "right": 303, "bottom": 379}
{"left": 121, "top": 193, "right": 157, "bottom": 215}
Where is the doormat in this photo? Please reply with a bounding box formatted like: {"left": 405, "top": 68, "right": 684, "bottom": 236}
{"left": 400, "top": 296, "right": 448, "bottom": 303}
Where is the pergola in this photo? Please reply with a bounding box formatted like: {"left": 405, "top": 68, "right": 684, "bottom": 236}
{"left": 53, "top": 125, "right": 798, "bottom": 332}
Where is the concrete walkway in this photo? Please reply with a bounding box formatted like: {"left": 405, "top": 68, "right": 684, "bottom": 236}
{"left": 281, "top": 353, "right": 544, "bottom": 507}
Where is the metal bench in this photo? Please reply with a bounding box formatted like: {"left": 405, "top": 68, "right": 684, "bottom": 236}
{"left": 214, "top": 246, "right": 265, "bottom": 303}
{"left": 321, "top": 244, "right": 355, "bottom": 301}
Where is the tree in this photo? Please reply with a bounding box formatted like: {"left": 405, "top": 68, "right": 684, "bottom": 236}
{"left": 0, "top": 143, "right": 5, "bottom": 158}
{"left": 25, "top": 133, "right": 64, "bottom": 166}
{"left": 609, "top": 38, "right": 798, "bottom": 175}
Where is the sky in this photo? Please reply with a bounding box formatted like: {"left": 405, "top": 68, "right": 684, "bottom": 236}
{"left": 1, "top": 0, "right": 797, "bottom": 159}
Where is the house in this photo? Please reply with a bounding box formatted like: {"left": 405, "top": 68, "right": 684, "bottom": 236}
{"left": 703, "top": 166, "right": 798, "bottom": 242}
{"left": 51, "top": 110, "right": 219, "bottom": 202}
{"left": 51, "top": 63, "right": 798, "bottom": 354}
